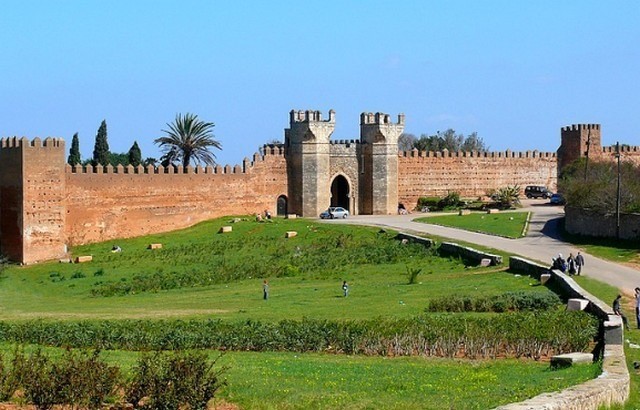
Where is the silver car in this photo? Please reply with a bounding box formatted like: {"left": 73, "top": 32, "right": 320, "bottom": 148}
{"left": 319, "top": 207, "right": 349, "bottom": 219}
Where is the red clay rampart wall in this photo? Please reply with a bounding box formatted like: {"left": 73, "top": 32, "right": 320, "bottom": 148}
{"left": 398, "top": 149, "right": 557, "bottom": 210}
{"left": 65, "top": 148, "right": 287, "bottom": 246}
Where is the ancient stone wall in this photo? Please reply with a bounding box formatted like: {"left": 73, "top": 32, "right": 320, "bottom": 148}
{"left": 398, "top": 150, "right": 557, "bottom": 210}
{"left": 564, "top": 206, "right": 640, "bottom": 240}
{"left": 65, "top": 149, "right": 287, "bottom": 246}
{"left": 0, "top": 137, "right": 67, "bottom": 264}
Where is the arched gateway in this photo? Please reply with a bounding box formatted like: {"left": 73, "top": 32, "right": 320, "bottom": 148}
{"left": 330, "top": 175, "right": 350, "bottom": 210}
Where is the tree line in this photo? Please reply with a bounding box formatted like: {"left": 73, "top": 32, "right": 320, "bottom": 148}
{"left": 398, "top": 129, "right": 488, "bottom": 152}
{"left": 67, "top": 113, "right": 222, "bottom": 169}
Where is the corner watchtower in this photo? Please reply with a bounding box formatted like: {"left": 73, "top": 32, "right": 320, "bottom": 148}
{"left": 284, "top": 110, "right": 336, "bottom": 216}
{"left": 0, "top": 137, "right": 67, "bottom": 264}
{"left": 557, "top": 124, "right": 601, "bottom": 174}
{"left": 360, "top": 112, "right": 405, "bottom": 214}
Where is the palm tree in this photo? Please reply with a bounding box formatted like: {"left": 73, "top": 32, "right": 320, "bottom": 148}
{"left": 154, "top": 113, "right": 222, "bottom": 168}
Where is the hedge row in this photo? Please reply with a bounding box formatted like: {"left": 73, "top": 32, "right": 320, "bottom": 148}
{"left": 426, "top": 291, "right": 562, "bottom": 313}
{"left": 0, "top": 348, "right": 222, "bottom": 410}
{"left": 0, "top": 311, "right": 597, "bottom": 359}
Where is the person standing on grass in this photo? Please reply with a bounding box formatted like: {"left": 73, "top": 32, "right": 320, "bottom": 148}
{"left": 613, "top": 294, "right": 630, "bottom": 330}
{"left": 567, "top": 253, "right": 577, "bottom": 276}
{"left": 342, "top": 281, "right": 349, "bottom": 297}
{"left": 263, "top": 280, "right": 269, "bottom": 300}
{"left": 635, "top": 287, "right": 640, "bottom": 329}
{"left": 575, "top": 252, "right": 585, "bottom": 275}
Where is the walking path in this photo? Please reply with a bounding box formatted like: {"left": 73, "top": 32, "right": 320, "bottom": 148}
{"left": 326, "top": 201, "right": 640, "bottom": 294}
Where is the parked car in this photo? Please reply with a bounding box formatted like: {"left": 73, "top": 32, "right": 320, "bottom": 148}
{"left": 319, "top": 207, "right": 349, "bottom": 219}
{"left": 549, "top": 193, "right": 566, "bottom": 205}
{"left": 524, "top": 185, "right": 551, "bottom": 199}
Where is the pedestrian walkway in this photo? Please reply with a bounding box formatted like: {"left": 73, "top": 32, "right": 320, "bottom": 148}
{"left": 328, "top": 203, "right": 640, "bottom": 294}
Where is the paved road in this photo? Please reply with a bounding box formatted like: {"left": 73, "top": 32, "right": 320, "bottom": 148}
{"left": 323, "top": 200, "right": 640, "bottom": 294}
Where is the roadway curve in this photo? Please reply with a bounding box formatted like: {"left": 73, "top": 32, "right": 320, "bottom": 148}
{"left": 324, "top": 200, "right": 640, "bottom": 294}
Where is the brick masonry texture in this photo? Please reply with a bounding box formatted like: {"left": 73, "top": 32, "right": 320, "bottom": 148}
{"left": 2, "top": 113, "right": 640, "bottom": 264}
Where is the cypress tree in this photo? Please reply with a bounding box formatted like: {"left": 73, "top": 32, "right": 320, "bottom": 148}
{"left": 128, "top": 141, "right": 142, "bottom": 167}
{"left": 92, "top": 120, "right": 110, "bottom": 166}
{"left": 67, "top": 132, "right": 81, "bottom": 165}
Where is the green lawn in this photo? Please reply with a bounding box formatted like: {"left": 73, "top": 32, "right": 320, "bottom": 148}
{"left": 559, "top": 220, "right": 640, "bottom": 265}
{"left": 0, "top": 216, "right": 601, "bottom": 408}
{"left": 415, "top": 211, "right": 530, "bottom": 238}
{"left": 571, "top": 276, "right": 640, "bottom": 410}
{"left": 0, "top": 344, "right": 599, "bottom": 410}
{"left": 0, "top": 217, "right": 543, "bottom": 321}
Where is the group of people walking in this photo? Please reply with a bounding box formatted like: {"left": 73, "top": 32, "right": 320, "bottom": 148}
{"left": 551, "top": 252, "right": 585, "bottom": 276}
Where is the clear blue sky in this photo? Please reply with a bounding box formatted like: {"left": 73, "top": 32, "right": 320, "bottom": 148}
{"left": 1, "top": 1, "right": 638, "bottom": 165}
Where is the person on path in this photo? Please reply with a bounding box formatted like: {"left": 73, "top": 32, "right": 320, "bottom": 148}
{"left": 613, "top": 294, "right": 630, "bottom": 330}
{"left": 567, "top": 253, "right": 577, "bottom": 276}
{"left": 575, "top": 252, "right": 585, "bottom": 275}
{"left": 342, "top": 281, "right": 349, "bottom": 297}
{"left": 635, "top": 287, "right": 640, "bottom": 329}
{"left": 263, "top": 280, "right": 269, "bottom": 300}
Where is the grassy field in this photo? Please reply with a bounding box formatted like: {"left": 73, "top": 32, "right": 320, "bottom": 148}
{"left": 572, "top": 276, "right": 640, "bottom": 410}
{"left": 0, "top": 216, "right": 601, "bottom": 408}
{"left": 0, "top": 217, "right": 543, "bottom": 321}
{"left": 559, "top": 221, "right": 640, "bottom": 265}
{"left": 0, "top": 344, "right": 600, "bottom": 410}
{"left": 415, "top": 212, "right": 530, "bottom": 238}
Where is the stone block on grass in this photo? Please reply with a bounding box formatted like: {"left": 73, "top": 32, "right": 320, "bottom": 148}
{"left": 219, "top": 226, "right": 232, "bottom": 233}
{"left": 540, "top": 273, "right": 551, "bottom": 285}
{"left": 285, "top": 231, "right": 297, "bottom": 238}
{"left": 286, "top": 214, "right": 297, "bottom": 219}
{"left": 487, "top": 208, "right": 499, "bottom": 214}
{"left": 147, "top": 243, "right": 163, "bottom": 250}
{"left": 75, "top": 255, "right": 92, "bottom": 263}
{"left": 551, "top": 352, "right": 593, "bottom": 368}
{"left": 567, "top": 298, "right": 589, "bottom": 311}
{"left": 459, "top": 209, "right": 471, "bottom": 216}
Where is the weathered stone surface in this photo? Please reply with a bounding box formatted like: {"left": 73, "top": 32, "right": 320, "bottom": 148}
{"left": 219, "top": 226, "right": 232, "bottom": 234}
{"left": 459, "top": 209, "right": 471, "bottom": 215}
{"left": 286, "top": 214, "right": 297, "bottom": 219}
{"left": 540, "top": 273, "right": 551, "bottom": 285}
{"left": 74, "top": 255, "right": 92, "bottom": 263}
{"left": 147, "top": 243, "right": 163, "bottom": 249}
{"left": 285, "top": 231, "right": 297, "bottom": 238}
{"left": 567, "top": 298, "right": 589, "bottom": 311}
{"left": 487, "top": 208, "right": 500, "bottom": 214}
{"left": 480, "top": 258, "right": 492, "bottom": 267}
{"left": 439, "top": 242, "right": 502, "bottom": 265}
{"left": 551, "top": 352, "right": 593, "bottom": 368}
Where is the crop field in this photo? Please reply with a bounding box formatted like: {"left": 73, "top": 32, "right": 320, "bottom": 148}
{"left": 0, "top": 217, "right": 600, "bottom": 409}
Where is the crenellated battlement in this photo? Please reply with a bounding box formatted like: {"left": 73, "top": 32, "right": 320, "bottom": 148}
{"left": 400, "top": 149, "right": 557, "bottom": 159}
{"left": 289, "top": 109, "right": 336, "bottom": 124}
{"left": 561, "top": 124, "right": 600, "bottom": 132}
{"left": 360, "top": 112, "right": 405, "bottom": 126}
{"left": 1, "top": 136, "right": 65, "bottom": 149}
{"left": 602, "top": 145, "right": 640, "bottom": 154}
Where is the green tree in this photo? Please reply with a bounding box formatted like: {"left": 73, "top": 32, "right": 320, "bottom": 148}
{"left": 411, "top": 129, "right": 487, "bottom": 152}
{"left": 398, "top": 133, "right": 416, "bottom": 151}
{"left": 108, "top": 152, "right": 129, "bottom": 167}
{"left": 155, "top": 113, "right": 221, "bottom": 168}
{"left": 92, "top": 120, "right": 110, "bottom": 166}
{"left": 67, "top": 133, "right": 81, "bottom": 165}
{"left": 128, "top": 141, "right": 142, "bottom": 167}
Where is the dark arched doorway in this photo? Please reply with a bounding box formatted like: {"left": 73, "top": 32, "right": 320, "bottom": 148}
{"left": 276, "top": 195, "right": 288, "bottom": 216}
{"left": 330, "top": 175, "right": 350, "bottom": 210}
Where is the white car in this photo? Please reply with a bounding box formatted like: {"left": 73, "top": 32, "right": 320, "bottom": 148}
{"left": 319, "top": 207, "right": 349, "bottom": 219}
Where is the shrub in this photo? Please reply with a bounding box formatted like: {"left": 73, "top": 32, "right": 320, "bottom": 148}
{"left": 438, "top": 192, "right": 462, "bottom": 209}
{"left": 406, "top": 265, "right": 422, "bottom": 284}
{"left": 126, "top": 351, "right": 225, "bottom": 410}
{"left": 426, "top": 291, "right": 562, "bottom": 313}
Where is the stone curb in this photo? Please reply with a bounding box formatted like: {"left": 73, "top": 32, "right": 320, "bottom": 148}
{"left": 494, "top": 257, "right": 630, "bottom": 409}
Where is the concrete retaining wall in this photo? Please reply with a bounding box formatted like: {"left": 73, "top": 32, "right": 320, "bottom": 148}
{"left": 396, "top": 232, "right": 434, "bottom": 247}
{"left": 496, "top": 257, "right": 630, "bottom": 409}
{"left": 439, "top": 242, "right": 503, "bottom": 265}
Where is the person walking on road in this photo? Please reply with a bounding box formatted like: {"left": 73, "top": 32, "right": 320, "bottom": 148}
{"left": 635, "top": 287, "right": 640, "bottom": 329}
{"left": 575, "top": 252, "right": 585, "bottom": 275}
{"left": 613, "top": 294, "right": 630, "bottom": 330}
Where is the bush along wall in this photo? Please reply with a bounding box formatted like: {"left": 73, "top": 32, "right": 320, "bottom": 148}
{"left": 0, "top": 311, "right": 597, "bottom": 360}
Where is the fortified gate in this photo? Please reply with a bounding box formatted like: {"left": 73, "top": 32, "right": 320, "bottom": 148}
{"left": 1, "top": 109, "right": 610, "bottom": 265}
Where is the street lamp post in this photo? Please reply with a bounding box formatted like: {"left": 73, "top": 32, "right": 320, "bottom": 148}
{"left": 615, "top": 141, "right": 621, "bottom": 239}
